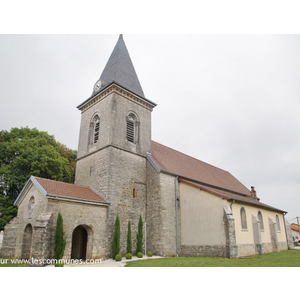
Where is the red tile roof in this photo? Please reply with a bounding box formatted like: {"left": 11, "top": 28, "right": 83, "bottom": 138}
{"left": 150, "top": 141, "right": 286, "bottom": 213}
{"left": 151, "top": 141, "right": 250, "bottom": 195}
{"left": 33, "top": 176, "right": 108, "bottom": 204}
{"left": 291, "top": 223, "right": 300, "bottom": 231}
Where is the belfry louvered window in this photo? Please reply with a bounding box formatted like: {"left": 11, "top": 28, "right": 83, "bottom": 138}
{"left": 89, "top": 114, "right": 100, "bottom": 145}
{"left": 126, "top": 112, "right": 139, "bottom": 144}
{"left": 94, "top": 119, "right": 100, "bottom": 143}
{"left": 126, "top": 119, "right": 135, "bottom": 142}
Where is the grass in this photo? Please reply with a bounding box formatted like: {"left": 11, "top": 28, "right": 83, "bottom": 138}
{"left": 125, "top": 250, "right": 300, "bottom": 267}
{"left": 0, "top": 258, "right": 29, "bottom": 267}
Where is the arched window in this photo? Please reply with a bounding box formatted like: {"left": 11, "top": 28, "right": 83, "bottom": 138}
{"left": 240, "top": 207, "right": 247, "bottom": 230}
{"left": 276, "top": 214, "right": 281, "bottom": 232}
{"left": 126, "top": 112, "right": 139, "bottom": 144}
{"left": 258, "top": 211, "right": 264, "bottom": 230}
{"left": 28, "top": 196, "right": 35, "bottom": 218}
{"left": 89, "top": 114, "right": 100, "bottom": 144}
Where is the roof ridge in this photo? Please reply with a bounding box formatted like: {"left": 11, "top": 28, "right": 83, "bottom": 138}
{"left": 33, "top": 176, "right": 88, "bottom": 189}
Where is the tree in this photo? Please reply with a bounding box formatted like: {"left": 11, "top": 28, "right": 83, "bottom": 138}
{"left": 54, "top": 212, "right": 66, "bottom": 266}
{"left": 136, "top": 215, "right": 143, "bottom": 255}
{"left": 127, "top": 220, "right": 132, "bottom": 254}
{"left": 0, "top": 127, "right": 77, "bottom": 230}
{"left": 112, "top": 215, "right": 120, "bottom": 259}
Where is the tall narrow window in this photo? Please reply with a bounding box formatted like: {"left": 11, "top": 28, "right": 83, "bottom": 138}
{"left": 258, "top": 211, "right": 264, "bottom": 230}
{"left": 240, "top": 207, "right": 247, "bottom": 230}
{"left": 94, "top": 119, "right": 100, "bottom": 143}
{"left": 126, "top": 112, "right": 139, "bottom": 144}
{"left": 126, "top": 118, "right": 135, "bottom": 142}
{"left": 89, "top": 114, "right": 100, "bottom": 145}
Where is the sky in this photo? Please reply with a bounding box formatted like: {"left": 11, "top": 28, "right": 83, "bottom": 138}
{"left": 1, "top": 34, "right": 299, "bottom": 221}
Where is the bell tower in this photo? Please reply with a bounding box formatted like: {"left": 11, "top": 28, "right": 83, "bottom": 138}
{"left": 76, "top": 35, "right": 156, "bottom": 163}
{"left": 75, "top": 35, "right": 156, "bottom": 251}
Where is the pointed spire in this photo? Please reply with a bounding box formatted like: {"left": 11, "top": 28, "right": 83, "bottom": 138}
{"left": 94, "top": 34, "right": 145, "bottom": 98}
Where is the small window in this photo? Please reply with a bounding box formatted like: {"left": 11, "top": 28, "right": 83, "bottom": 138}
{"left": 258, "top": 211, "right": 264, "bottom": 230}
{"left": 240, "top": 207, "right": 247, "bottom": 230}
{"left": 276, "top": 214, "right": 281, "bottom": 232}
{"left": 133, "top": 188, "right": 137, "bottom": 198}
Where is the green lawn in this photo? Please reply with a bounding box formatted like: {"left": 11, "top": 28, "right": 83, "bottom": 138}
{"left": 125, "top": 250, "right": 300, "bottom": 267}
{"left": 0, "top": 259, "right": 29, "bottom": 267}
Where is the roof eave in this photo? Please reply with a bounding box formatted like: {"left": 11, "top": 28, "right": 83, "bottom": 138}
{"left": 14, "top": 175, "right": 47, "bottom": 207}
{"left": 228, "top": 197, "right": 287, "bottom": 214}
{"left": 47, "top": 195, "right": 110, "bottom": 206}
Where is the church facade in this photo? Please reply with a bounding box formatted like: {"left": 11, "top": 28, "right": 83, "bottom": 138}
{"left": 0, "top": 35, "right": 292, "bottom": 261}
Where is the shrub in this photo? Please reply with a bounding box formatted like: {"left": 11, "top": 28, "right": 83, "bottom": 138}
{"left": 126, "top": 253, "right": 132, "bottom": 260}
{"left": 136, "top": 215, "right": 143, "bottom": 255}
{"left": 127, "top": 221, "right": 132, "bottom": 255}
{"left": 137, "top": 252, "right": 143, "bottom": 258}
{"left": 54, "top": 212, "right": 66, "bottom": 267}
{"left": 147, "top": 251, "right": 153, "bottom": 257}
{"left": 112, "top": 215, "right": 121, "bottom": 260}
{"left": 54, "top": 259, "right": 64, "bottom": 267}
{"left": 115, "top": 254, "right": 122, "bottom": 261}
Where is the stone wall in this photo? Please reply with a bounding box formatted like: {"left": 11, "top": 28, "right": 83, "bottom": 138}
{"left": 224, "top": 206, "right": 238, "bottom": 258}
{"left": 180, "top": 245, "right": 227, "bottom": 257}
{"left": 104, "top": 147, "right": 147, "bottom": 256}
{"left": 0, "top": 217, "right": 19, "bottom": 258}
{"left": 76, "top": 84, "right": 154, "bottom": 258}
{"left": 146, "top": 163, "right": 177, "bottom": 256}
{"left": 47, "top": 199, "right": 109, "bottom": 259}
{"left": 146, "top": 160, "right": 164, "bottom": 255}
{"left": 0, "top": 231, "right": 3, "bottom": 250}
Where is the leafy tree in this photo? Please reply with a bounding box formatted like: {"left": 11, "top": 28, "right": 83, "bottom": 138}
{"left": 136, "top": 215, "right": 143, "bottom": 255}
{"left": 112, "top": 215, "right": 121, "bottom": 259}
{"left": 127, "top": 220, "right": 132, "bottom": 254}
{"left": 0, "top": 127, "right": 77, "bottom": 230}
{"left": 54, "top": 212, "right": 66, "bottom": 266}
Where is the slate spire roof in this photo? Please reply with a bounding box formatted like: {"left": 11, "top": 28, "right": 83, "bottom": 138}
{"left": 94, "top": 34, "right": 145, "bottom": 98}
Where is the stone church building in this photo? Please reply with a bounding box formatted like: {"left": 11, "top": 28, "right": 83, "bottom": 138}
{"left": 0, "top": 35, "right": 292, "bottom": 261}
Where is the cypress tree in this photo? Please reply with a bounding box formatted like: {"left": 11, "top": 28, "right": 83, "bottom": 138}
{"left": 54, "top": 212, "right": 66, "bottom": 264}
{"left": 112, "top": 215, "right": 120, "bottom": 259}
{"left": 136, "top": 215, "right": 143, "bottom": 254}
{"left": 127, "top": 220, "right": 132, "bottom": 254}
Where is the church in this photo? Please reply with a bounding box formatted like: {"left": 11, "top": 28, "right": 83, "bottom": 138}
{"left": 0, "top": 35, "right": 292, "bottom": 261}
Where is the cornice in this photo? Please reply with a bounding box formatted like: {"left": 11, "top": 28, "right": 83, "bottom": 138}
{"left": 77, "top": 83, "right": 156, "bottom": 113}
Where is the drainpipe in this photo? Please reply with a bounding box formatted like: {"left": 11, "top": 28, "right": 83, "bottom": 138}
{"left": 144, "top": 222, "right": 147, "bottom": 256}
{"left": 230, "top": 199, "right": 235, "bottom": 211}
{"left": 175, "top": 176, "right": 179, "bottom": 257}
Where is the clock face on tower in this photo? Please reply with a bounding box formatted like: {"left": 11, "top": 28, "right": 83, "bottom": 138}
{"left": 94, "top": 80, "right": 102, "bottom": 92}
